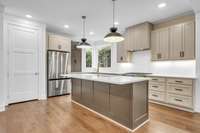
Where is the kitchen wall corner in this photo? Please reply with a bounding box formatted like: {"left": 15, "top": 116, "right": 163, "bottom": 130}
{"left": 195, "top": 12, "right": 200, "bottom": 113}
{"left": 0, "top": 5, "right": 5, "bottom": 111}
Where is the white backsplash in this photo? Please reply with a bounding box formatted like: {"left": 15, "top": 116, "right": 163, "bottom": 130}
{"left": 82, "top": 44, "right": 196, "bottom": 77}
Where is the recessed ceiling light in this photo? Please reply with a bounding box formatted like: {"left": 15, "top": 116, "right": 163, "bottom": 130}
{"left": 89, "top": 31, "right": 94, "bottom": 35}
{"left": 158, "top": 3, "right": 167, "bottom": 8}
{"left": 26, "top": 14, "right": 32, "bottom": 18}
{"left": 114, "top": 22, "right": 119, "bottom": 26}
{"left": 64, "top": 25, "right": 69, "bottom": 28}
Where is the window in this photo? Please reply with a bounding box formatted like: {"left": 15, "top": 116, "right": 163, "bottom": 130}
{"left": 86, "top": 49, "right": 92, "bottom": 67}
{"left": 98, "top": 46, "right": 111, "bottom": 67}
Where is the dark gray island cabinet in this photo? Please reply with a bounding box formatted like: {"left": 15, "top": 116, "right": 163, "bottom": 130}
{"left": 71, "top": 75, "right": 149, "bottom": 131}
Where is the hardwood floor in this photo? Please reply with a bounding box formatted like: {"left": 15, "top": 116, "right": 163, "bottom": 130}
{"left": 0, "top": 96, "right": 200, "bottom": 133}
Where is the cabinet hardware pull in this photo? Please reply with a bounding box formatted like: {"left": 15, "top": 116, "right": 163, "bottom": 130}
{"left": 152, "top": 86, "right": 158, "bottom": 88}
{"left": 175, "top": 98, "right": 183, "bottom": 102}
{"left": 120, "top": 56, "right": 123, "bottom": 61}
{"left": 175, "top": 88, "right": 183, "bottom": 91}
{"left": 152, "top": 94, "right": 158, "bottom": 97}
{"left": 157, "top": 53, "right": 162, "bottom": 59}
{"left": 180, "top": 51, "right": 185, "bottom": 57}
{"left": 152, "top": 79, "right": 158, "bottom": 81}
{"left": 182, "top": 51, "right": 184, "bottom": 57}
{"left": 175, "top": 80, "right": 183, "bottom": 83}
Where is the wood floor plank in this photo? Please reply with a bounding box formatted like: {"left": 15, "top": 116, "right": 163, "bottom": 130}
{"left": 0, "top": 96, "right": 199, "bottom": 133}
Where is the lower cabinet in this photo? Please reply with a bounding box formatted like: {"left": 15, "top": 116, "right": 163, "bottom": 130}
{"left": 71, "top": 79, "right": 149, "bottom": 130}
{"left": 109, "top": 84, "right": 131, "bottom": 127}
{"left": 71, "top": 79, "right": 81, "bottom": 102}
{"left": 148, "top": 77, "right": 194, "bottom": 111}
{"left": 81, "top": 80, "right": 93, "bottom": 107}
{"left": 93, "top": 82, "right": 110, "bottom": 115}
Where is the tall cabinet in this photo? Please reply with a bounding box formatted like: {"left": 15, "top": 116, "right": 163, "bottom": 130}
{"left": 71, "top": 42, "right": 82, "bottom": 72}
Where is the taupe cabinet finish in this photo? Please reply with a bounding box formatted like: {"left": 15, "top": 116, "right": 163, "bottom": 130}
{"left": 127, "top": 22, "right": 152, "bottom": 51}
{"left": 170, "top": 21, "right": 195, "bottom": 60}
{"left": 71, "top": 79, "right": 149, "bottom": 130}
{"left": 93, "top": 82, "right": 110, "bottom": 115}
{"left": 71, "top": 43, "right": 82, "bottom": 72}
{"left": 151, "top": 28, "right": 169, "bottom": 60}
{"left": 117, "top": 38, "right": 132, "bottom": 63}
{"left": 149, "top": 77, "right": 194, "bottom": 110}
{"left": 151, "top": 21, "right": 195, "bottom": 61}
{"left": 71, "top": 79, "right": 81, "bottom": 102}
{"left": 48, "top": 34, "right": 71, "bottom": 51}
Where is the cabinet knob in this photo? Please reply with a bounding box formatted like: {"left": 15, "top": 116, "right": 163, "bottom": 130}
{"left": 180, "top": 51, "right": 185, "bottom": 57}
{"left": 157, "top": 53, "right": 162, "bottom": 59}
{"left": 58, "top": 45, "right": 62, "bottom": 49}
{"left": 120, "top": 56, "right": 123, "bottom": 61}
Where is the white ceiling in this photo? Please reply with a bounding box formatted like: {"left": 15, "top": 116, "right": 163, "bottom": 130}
{"left": 0, "top": 0, "right": 194, "bottom": 41}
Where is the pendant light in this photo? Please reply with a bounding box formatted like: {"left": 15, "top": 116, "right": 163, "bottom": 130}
{"left": 77, "top": 16, "right": 91, "bottom": 49}
{"left": 104, "top": 0, "right": 124, "bottom": 43}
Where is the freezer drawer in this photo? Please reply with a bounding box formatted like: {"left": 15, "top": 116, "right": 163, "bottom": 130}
{"left": 48, "top": 79, "right": 71, "bottom": 97}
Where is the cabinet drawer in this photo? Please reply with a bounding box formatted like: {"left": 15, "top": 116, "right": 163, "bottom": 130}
{"left": 149, "top": 83, "right": 165, "bottom": 92}
{"left": 149, "top": 91, "right": 165, "bottom": 102}
{"left": 150, "top": 77, "right": 166, "bottom": 83}
{"left": 167, "top": 85, "right": 193, "bottom": 96}
{"left": 167, "top": 94, "right": 193, "bottom": 108}
{"left": 167, "top": 78, "right": 193, "bottom": 85}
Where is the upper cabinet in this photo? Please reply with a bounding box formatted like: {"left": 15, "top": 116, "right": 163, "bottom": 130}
{"left": 117, "top": 32, "right": 132, "bottom": 63}
{"left": 127, "top": 22, "right": 153, "bottom": 51}
{"left": 151, "top": 20, "right": 195, "bottom": 61}
{"left": 48, "top": 34, "right": 71, "bottom": 51}
{"left": 170, "top": 21, "right": 195, "bottom": 60}
{"left": 151, "top": 28, "right": 169, "bottom": 60}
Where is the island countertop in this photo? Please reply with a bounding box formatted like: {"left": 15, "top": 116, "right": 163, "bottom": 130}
{"left": 62, "top": 73, "right": 150, "bottom": 85}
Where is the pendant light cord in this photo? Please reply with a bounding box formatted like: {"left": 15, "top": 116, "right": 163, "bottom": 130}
{"left": 112, "top": 0, "right": 116, "bottom": 28}
{"left": 82, "top": 16, "right": 86, "bottom": 38}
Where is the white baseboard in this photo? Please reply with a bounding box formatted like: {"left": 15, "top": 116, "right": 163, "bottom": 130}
{"left": 0, "top": 105, "right": 5, "bottom": 112}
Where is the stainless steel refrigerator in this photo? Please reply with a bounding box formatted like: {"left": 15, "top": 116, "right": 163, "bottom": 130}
{"left": 47, "top": 50, "right": 71, "bottom": 97}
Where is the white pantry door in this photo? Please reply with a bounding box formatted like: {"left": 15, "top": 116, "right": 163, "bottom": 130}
{"left": 8, "top": 24, "right": 39, "bottom": 104}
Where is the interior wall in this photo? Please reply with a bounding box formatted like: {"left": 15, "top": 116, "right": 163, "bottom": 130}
{"left": 82, "top": 44, "right": 196, "bottom": 77}
{"left": 0, "top": 5, "right": 5, "bottom": 111}
{"left": 195, "top": 12, "right": 200, "bottom": 112}
{"left": 2, "top": 14, "right": 47, "bottom": 110}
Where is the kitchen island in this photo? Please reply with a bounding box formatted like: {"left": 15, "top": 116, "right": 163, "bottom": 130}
{"left": 65, "top": 73, "right": 150, "bottom": 132}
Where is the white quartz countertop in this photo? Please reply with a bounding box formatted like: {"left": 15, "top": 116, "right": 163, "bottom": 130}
{"left": 147, "top": 74, "right": 197, "bottom": 79}
{"left": 62, "top": 73, "right": 150, "bottom": 85}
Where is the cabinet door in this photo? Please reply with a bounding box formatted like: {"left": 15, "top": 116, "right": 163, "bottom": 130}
{"left": 110, "top": 84, "right": 131, "bottom": 127}
{"left": 127, "top": 27, "right": 134, "bottom": 51}
{"left": 81, "top": 80, "right": 93, "bottom": 107}
{"left": 117, "top": 42, "right": 126, "bottom": 63}
{"left": 170, "top": 24, "right": 183, "bottom": 60}
{"left": 151, "top": 30, "right": 160, "bottom": 60}
{"left": 71, "top": 50, "right": 82, "bottom": 72}
{"left": 49, "top": 35, "right": 71, "bottom": 51}
{"left": 93, "top": 82, "right": 109, "bottom": 115}
{"left": 183, "top": 21, "right": 195, "bottom": 59}
{"left": 159, "top": 28, "right": 169, "bottom": 60}
{"left": 71, "top": 79, "right": 81, "bottom": 101}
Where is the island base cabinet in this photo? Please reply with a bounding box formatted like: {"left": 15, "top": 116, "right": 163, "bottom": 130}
{"left": 109, "top": 84, "right": 132, "bottom": 127}
{"left": 131, "top": 82, "right": 148, "bottom": 128}
{"left": 71, "top": 79, "right": 149, "bottom": 131}
{"left": 71, "top": 79, "right": 82, "bottom": 102}
{"left": 93, "top": 82, "right": 110, "bottom": 116}
{"left": 81, "top": 80, "right": 93, "bottom": 108}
